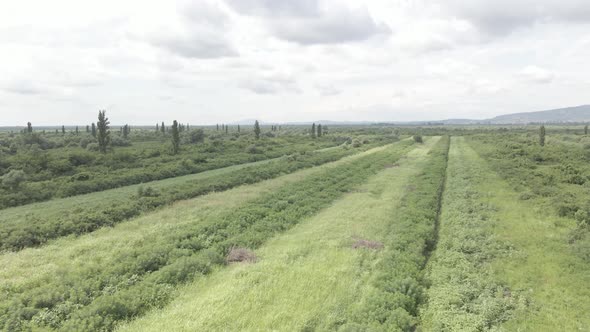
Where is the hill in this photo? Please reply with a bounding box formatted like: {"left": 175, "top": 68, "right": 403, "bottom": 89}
{"left": 487, "top": 105, "right": 590, "bottom": 124}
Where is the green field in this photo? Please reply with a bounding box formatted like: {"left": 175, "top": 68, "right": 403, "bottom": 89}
{"left": 2, "top": 127, "right": 590, "bottom": 331}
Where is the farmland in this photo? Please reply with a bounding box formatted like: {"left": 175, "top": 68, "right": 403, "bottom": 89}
{"left": 1, "top": 125, "right": 590, "bottom": 331}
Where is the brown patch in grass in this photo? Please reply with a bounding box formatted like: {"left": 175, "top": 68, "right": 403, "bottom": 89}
{"left": 226, "top": 247, "right": 257, "bottom": 263}
{"left": 384, "top": 163, "right": 399, "bottom": 169}
{"left": 351, "top": 237, "right": 383, "bottom": 250}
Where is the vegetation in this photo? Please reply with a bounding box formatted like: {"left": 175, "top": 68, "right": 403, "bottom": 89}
{"left": 0, "top": 140, "right": 414, "bottom": 331}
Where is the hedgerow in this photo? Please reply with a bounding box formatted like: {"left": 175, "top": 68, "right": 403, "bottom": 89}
{"left": 420, "top": 138, "right": 524, "bottom": 331}
{"left": 0, "top": 140, "right": 415, "bottom": 331}
{"left": 0, "top": 139, "right": 395, "bottom": 252}
{"left": 338, "top": 136, "right": 450, "bottom": 331}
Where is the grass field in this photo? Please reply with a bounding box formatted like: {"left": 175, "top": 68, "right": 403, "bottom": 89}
{"left": 2, "top": 131, "right": 590, "bottom": 332}
{"left": 117, "top": 137, "right": 441, "bottom": 331}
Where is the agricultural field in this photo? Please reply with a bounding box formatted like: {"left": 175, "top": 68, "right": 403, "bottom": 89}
{"left": 1, "top": 125, "right": 590, "bottom": 331}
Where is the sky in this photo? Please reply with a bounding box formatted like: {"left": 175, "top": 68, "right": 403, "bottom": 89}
{"left": 1, "top": 0, "right": 590, "bottom": 125}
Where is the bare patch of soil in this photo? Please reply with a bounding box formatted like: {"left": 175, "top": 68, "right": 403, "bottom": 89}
{"left": 227, "top": 247, "right": 257, "bottom": 263}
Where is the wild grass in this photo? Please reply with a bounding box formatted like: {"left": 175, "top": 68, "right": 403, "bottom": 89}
{"left": 0, "top": 140, "right": 414, "bottom": 331}
{"left": 116, "top": 138, "right": 441, "bottom": 332}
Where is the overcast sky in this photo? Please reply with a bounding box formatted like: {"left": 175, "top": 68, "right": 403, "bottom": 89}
{"left": 1, "top": 0, "right": 590, "bottom": 125}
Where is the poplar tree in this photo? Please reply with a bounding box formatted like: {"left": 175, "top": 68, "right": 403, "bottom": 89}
{"left": 225, "top": 125, "right": 229, "bottom": 134}
{"left": 86, "top": 125, "right": 89, "bottom": 133}
{"left": 238, "top": 124, "right": 240, "bottom": 133}
{"left": 585, "top": 125, "right": 588, "bottom": 135}
{"left": 216, "top": 124, "right": 219, "bottom": 131}
{"left": 539, "top": 125, "right": 546, "bottom": 147}
{"left": 75, "top": 126, "right": 79, "bottom": 135}
{"left": 27, "top": 122, "right": 33, "bottom": 133}
{"left": 97, "top": 110, "right": 111, "bottom": 153}
{"left": 317, "top": 124, "right": 322, "bottom": 137}
{"left": 156, "top": 123, "right": 159, "bottom": 132}
{"left": 161, "top": 122, "right": 165, "bottom": 134}
{"left": 91, "top": 123, "right": 97, "bottom": 138}
{"left": 171, "top": 120, "right": 180, "bottom": 154}
{"left": 311, "top": 123, "right": 316, "bottom": 138}
{"left": 254, "top": 120, "right": 261, "bottom": 140}
{"left": 62, "top": 125, "right": 66, "bottom": 135}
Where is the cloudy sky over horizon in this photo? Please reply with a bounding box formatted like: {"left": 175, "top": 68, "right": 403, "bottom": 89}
{"left": 1, "top": 0, "right": 590, "bottom": 125}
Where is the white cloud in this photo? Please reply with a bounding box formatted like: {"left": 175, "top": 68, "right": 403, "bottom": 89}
{"left": 520, "top": 66, "right": 555, "bottom": 84}
{"left": 0, "top": 0, "right": 589, "bottom": 125}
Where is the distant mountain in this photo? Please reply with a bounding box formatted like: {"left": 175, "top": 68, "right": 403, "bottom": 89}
{"left": 485, "top": 105, "right": 590, "bottom": 124}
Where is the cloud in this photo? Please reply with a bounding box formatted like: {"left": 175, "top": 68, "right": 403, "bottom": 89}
{"left": 443, "top": 0, "right": 590, "bottom": 36}
{"left": 239, "top": 72, "right": 301, "bottom": 94}
{"left": 225, "top": 0, "right": 390, "bottom": 44}
{"left": 1, "top": 80, "right": 47, "bottom": 95}
{"left": 520, "top": 66, "right": 555, "bottom": 84}
{"left": 148, "top": 1, "right": 238, "bottom": 59}
{"left": 316, "top": 84, "right": 341, "bottom": 96}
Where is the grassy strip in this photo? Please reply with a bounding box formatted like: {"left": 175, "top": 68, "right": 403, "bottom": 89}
{"left": 340, "top": 136, "right": 450, "bottom": 331}
{"left": 462, "top": 138, "right": 590, "bottom": 330}
{"left": 1, "top": 141, "right": 414, "bottom": 331}
{"left": 116, "top": 138, "right": 440, "bottom": 332}
{"left": 420, "top": 137, "right": 521, "bottom": 331}
{"left": 0, "top": 141, "right": 388, "bottom": 252}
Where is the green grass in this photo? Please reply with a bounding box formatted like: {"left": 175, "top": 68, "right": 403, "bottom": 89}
{"left": 117, "top": 138, "right": 441, "bottom": 332}
{"left": 424, "top": 137, "right": 590, "bottom": 331}
{"left": 1, "top": 141, "right": 414, "bottom": 331}
{"left": 0, "top": 144, "right": 389, "bottom": 302}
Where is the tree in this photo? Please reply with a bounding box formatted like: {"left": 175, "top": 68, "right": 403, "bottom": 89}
{"left": 216, "top": 124, "right": 219, "bottom": 131}
{"left": 539, "top": 125, "right": 546, "bottom": 147}
{"left": 254, "top": 120, "right": 261, "bottom": 140}
{"left": 317, "top": 124, "right": 322, "bottom": 137}
{"left": 413, "top": 135, "right": 423, "bottom": 143}
{"left": 2, "top": 170, "right": 26, "bottom": 190}
{"left": 238, "top": 124, "right": 240, "bottom": 133}
{"left": 225, "top": 125, "right": 229, "bottom": 134}
{"left": 585, "top": 125, "right": 588, "bottom": 135}
{"left": 75, "top": 126, "right": 79, "bottom": 135}
{"left": 62, "top": 125, "right": 66, "bottom": 135}
{"left": 27, "top": 122, "right": 33, "bottom": 133}
{"left": 86, "top": 125, "right": 90, "bottom": 133}
{"left": 311, "top": 123, "right": 316, "bottom": 138}
{"left": 91, "top": 123, "right": 96, "bottom": 138}
{"left": 161, "top": 122, "right": 165, "bottom": 134}
{"left": 171, "top": 120, "right": 180, "bottom": 154}
{"left": 97, "top": 110, "right": 111, "bottom": 153}
{"left": 122, "top": 124, "right": 129, "bottom": 139}
{"left": 189, "top": 129, "right": 205, "bottom": 143}
{"left": 323, "top": 125, "right": 327, "bottom": 135}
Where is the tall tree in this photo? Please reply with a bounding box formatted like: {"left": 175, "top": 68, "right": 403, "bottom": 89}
{"left": 237, "top": 124, "right": 240, "bottom": 133}
{"left": 161, "top": 122, "right": 165, "bottom": 134}
{"left": 171, "top": 120, "right": 180, "bottom": 154}
{"left": 317, "top": 124, "right": 322, "bottom": 137}
{"left": 311, "top": 123, "right": 316, "bottom": 139}
{"left": 62, "top": 125, "right": 66, "bottom": 135}
{"left": 26, "top": 122, "right": 33, "bottom": 133}
{"left": 225, "top": 125, "right": 229, "bottom": 134}
{"left": 123, "top": 124, "right": 129, "bottom": 139}
{"left": 585, "top": 124, "right": 588, "bottom": 135}
{"left": 216, "top": 124, "right": 219, "bottom": 131}
{"left": 86, "top": 125, "right": 90, "bottom": 133}
{"left": 539, "top": 125, "right": 546, "bottom": 147}
{"left": 323, "top": 125, "right": 328, "bottom": 135}
{"left": 254, "top": 120, "right": 261, "bottom": 140}
{"left": 75, "top": 126, "right": 79, "bottom": 135}
{"left": 97, "top": 110, "right": 111, "bottom": 153}
{"left": 91, "top": 123, "right": 97, "bottom": 138}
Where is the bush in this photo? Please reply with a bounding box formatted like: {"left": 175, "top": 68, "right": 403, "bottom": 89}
{"left": 2, "top": 169, "right": 26, "bottom": 190}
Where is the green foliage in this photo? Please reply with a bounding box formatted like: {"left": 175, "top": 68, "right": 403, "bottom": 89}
{"left": 254, "top": 120, "right": 261, "bottom": 140}
{"left": 171, "top": 120, "right": 180, "bottom": 155}
{"left": 1, "top": 169, "right": 26, "bottom": 190}
{"left": 0, "top": 141, "right": 411, "bottom": 331}
{"left": 539, "top": 125, "right": 546, "bottom": 146}
{"left": 97, "top": 110, "right": 111, "bottom": 153}
{"left": 412, "top": 135, "right": 423, "bottom": 143}
{"left": 342, "top": 137, "right": 450, "bottom": 331}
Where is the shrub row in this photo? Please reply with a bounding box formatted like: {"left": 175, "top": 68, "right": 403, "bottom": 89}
{"left": 339, "top": 136, "right": 450, "bottom": 331}
{"left": 0, "top": 140, "right": 395, "bottom": 252}
{"left": 0, "top": 136, "right": 343, "bottom": 209}
{"left": 467, "top": 134, "right": 590, "bottom": 262}
{"left": 420, "top": 139, "right": 523, "bottom": 330}
{"left": 0, "top": 141, "right": 415, "bottom": 331}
